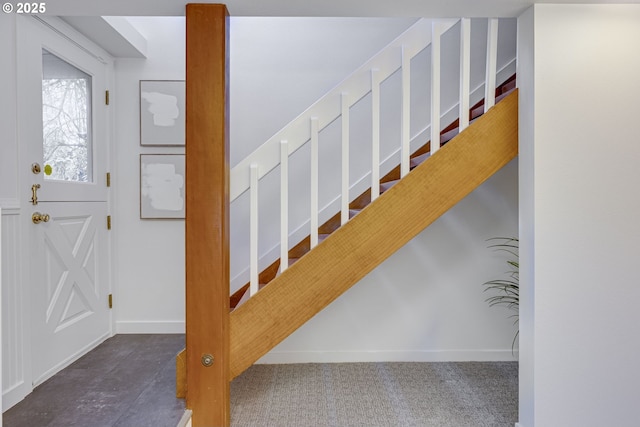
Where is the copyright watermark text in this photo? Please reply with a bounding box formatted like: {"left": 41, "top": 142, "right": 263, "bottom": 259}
{"left": 3, "top": 2, "right": 47, "bottom": 13}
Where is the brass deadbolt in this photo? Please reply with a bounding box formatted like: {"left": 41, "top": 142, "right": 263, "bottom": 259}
{"left": 32, "top": 163, "right": 42, "bottom": 174}
{"left": 201, "top": 354, "right": 214, "bottom": 367}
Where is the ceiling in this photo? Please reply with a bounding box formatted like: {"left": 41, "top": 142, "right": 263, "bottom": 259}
{"left": 53, "top": 0, "right": 640, "bottom": 59}
{"left": 48, "top": 0, "right": 640, "bottom": 18}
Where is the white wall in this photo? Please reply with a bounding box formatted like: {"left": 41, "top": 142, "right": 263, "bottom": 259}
{"left": 0, "top": 13, "right": 31, "bottom": 411}
{"left": 230, "top": 17, "right": 418, "bottom": 166}
{"left": 0, "top": 14, "right": 19, "bottom": 206}
{"left": 518, "top": 5, "right": 640, "bottom": 426}
{"left": 113, "top": 17, "right": 187, "bottom": 333}
{"left": 229, "top": 17, "right": 517, "bottom": 164}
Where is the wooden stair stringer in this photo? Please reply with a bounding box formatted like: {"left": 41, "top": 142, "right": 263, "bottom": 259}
{"left": 228, "top": 90, "right": 518, "bottom": 380}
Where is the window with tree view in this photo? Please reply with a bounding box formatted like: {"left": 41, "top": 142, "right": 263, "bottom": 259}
{"left": 42, "top": 49, "right": 93, "bottom": 182}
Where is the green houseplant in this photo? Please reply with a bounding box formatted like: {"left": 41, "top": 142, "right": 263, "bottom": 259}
{"left": 483, "top": 237, "right": 519, "bottom": 349}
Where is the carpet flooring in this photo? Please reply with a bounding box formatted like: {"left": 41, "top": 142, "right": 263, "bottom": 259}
{"left": 231, "top": 362, "right": 518, "bottom": 427}
{"left": 3, "top": 334, "right": 518, "bottom": 426}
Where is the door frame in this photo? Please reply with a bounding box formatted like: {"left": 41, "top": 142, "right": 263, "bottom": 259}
{"left": 11, "top": 15, "right": 116, "bottom": 405}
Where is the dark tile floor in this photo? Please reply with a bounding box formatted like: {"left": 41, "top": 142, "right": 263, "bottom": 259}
{"left": 3, "top": 334, "right": 186, "bottom": 427}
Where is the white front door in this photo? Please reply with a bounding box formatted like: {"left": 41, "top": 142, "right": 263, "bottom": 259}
{"left": 17, "top": 16, "right": 112, "bottom": 386}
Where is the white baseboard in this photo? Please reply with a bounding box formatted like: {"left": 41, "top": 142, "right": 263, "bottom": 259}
{"left": 115, "top": 321, "right": 185, "bottom": 334}
{"left": 256, "top": 349, "right": 519, "bottom": 364}
{"left": 2, "top": 380, "right": 30, "bottom": 413}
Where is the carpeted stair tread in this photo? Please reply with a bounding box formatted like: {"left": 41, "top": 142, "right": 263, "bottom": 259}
{"left": 440, "top": 127, "right": 459, "bottom": 145}
{"left": 410, "top": 152, "right": 431, "bottom": 169}
{"left": 380, "top": 180, "right": 399, "bottom": 193}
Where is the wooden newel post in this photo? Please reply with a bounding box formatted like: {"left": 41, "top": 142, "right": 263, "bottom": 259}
{"left": 185, "top": 4, "right": 230, "bottom": 426}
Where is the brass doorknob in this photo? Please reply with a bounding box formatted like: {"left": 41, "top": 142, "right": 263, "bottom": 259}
{"left": 32, "top": 212, "right": 50, "bottom": 224}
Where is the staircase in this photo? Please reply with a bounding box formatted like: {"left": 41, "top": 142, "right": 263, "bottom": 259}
{"left": 179, "top": 15, "right": 518, "bottom": 398}
{"left": 229, "top": 74, "right": 516, "bottom": 311}
{"left": 229, "top": 88, "right": 517, "bottom": 378}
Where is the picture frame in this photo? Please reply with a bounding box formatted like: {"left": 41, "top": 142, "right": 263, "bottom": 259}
{"left": 140, "top": 154, "right": 185, "bottom": 219}
{"left": 139, "top": 80, "right": 185, "bottom": 146}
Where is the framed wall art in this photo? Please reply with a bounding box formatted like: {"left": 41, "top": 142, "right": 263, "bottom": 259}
{"left": 140, "top": 154, "right": 185, "bottom": 219}
{"left": 140, "top": 80, "right": 185, "bottom": 146}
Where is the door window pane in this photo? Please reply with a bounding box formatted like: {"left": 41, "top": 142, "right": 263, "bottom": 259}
{"left": 42, "top": 49, "right": 93, "bottom": 182}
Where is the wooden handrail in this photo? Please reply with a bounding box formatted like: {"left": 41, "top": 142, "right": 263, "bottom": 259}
{"left": 185, "top": 4, "right": 230, "bottom": 426}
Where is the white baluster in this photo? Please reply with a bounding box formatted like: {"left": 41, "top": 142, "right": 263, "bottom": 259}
{"left": 431, "top": 22, "right": 442, "bottom": 154}
{"left": 484, "top": 18, "right": 499, "bottom": 112}
{"left": 280, "top": 140, "right": 289, "bottom": 273}
{"left": 459, "top": 18, "right": 471, "bottom": 132}
{"left": 250, "top": 163, "right": 259, "bottom": 296}
{"left": 401, "top": 45, "right": 411, "bottom": 178}
{"left": 310, "top": 117, "right": 319, "bottom": 248}
{"left": 371, "top": 69, "right": 380, "bottom": 201}
{"left": 341, "top": 93, "right": 350, "bottom": 226}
